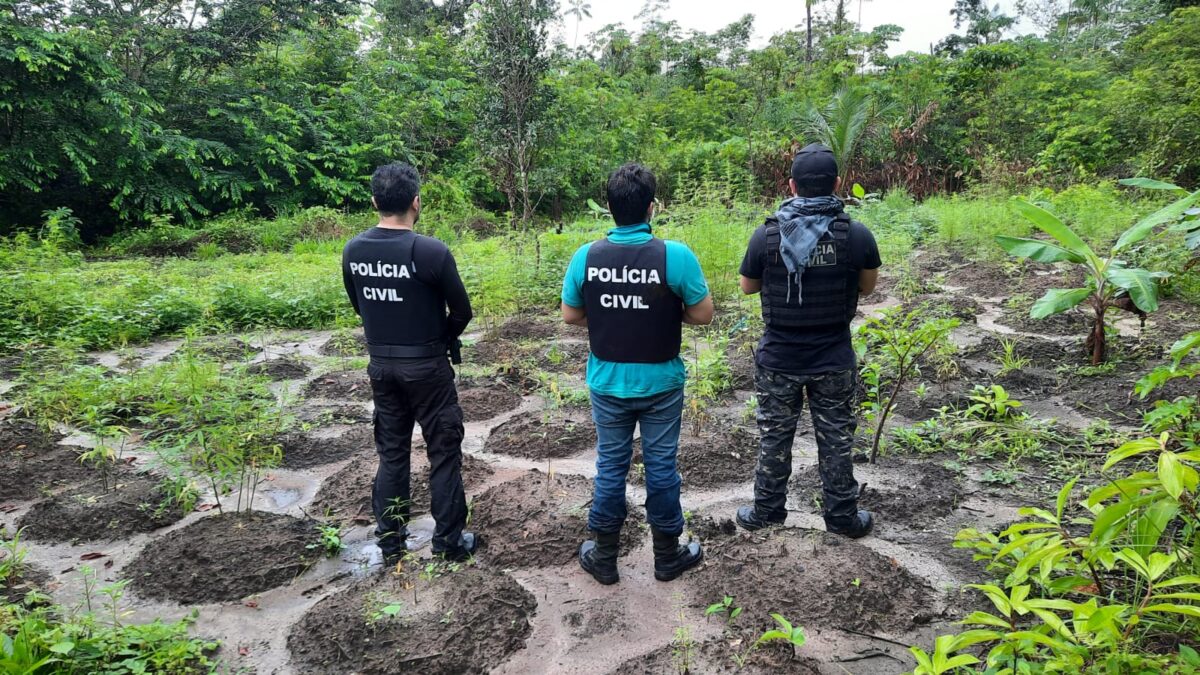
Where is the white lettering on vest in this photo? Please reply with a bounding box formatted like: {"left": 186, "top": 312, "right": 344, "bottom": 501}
{"left": 586, "top": 266, "right": 662, "bottom": 285}
{"left": 599, "top": 294, "right": 650, "bottom": 309}
{"left": 362, "top": 287, "right": 404, "bottom": 302}
{"left": 807, "top": 242, "right": 837, "bottom": 267}
{"left": 349, "top": 261, "right": 412, "bottom": 279}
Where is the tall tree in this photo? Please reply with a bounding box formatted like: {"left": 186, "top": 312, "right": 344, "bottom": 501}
{"left": 806, "top": 0, "right": 816, "bottom": 63}
{"left": 471, "top": 0, "right": 558, "bottom": 224}
{"left": 566, "top": 0, "right": 591, "bottom": 48}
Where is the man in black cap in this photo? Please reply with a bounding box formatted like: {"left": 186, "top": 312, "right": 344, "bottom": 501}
{"left": 734, "top": 143, "right": 880, "bottom": 538}
{"left": 342, "top": 162, "right": 478, "bottom": 563}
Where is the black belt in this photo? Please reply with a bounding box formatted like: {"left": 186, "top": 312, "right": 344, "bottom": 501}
{"left": 367, "top": 344, "right": 446, "bottom": 358}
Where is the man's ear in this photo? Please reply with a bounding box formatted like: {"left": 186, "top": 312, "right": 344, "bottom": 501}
{"left": 371, "top": 196, "right": 379, "bottom": 210}
{"left": 788, "top": 178, "right": 798, "bottom": 197}
{"left": 412, "top": 194, "right": 421, "bottom": 213}
{"left": 645, "top": 201, "right": 655, "bottom": 222}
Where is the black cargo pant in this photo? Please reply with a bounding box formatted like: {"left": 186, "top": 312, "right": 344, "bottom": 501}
{"left": 367, "top": 356, "right": 467, "bottom": 556}
{"left": 752, "top": 366, "right": 860, "bottom": 523}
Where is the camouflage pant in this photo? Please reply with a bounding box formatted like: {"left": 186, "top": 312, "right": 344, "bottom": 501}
{"left": 753, "top": 366, "right": 860, "bottom": 523}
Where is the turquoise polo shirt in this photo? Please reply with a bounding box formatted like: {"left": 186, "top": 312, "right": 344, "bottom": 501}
{"left": 561, "top": 223, "right": 710, "bottom": 399}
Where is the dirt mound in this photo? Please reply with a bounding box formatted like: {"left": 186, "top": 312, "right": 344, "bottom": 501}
{"left": 962, "top": 334, "right": 1075, "bottom": 371}
{"left": 791, "top": 462, "right": 966, "bottom": 531}
{"left": 288, "top": 566, "right": 535, "bottom": 674}
{"left": 998, "top": 307, "right": 1087, "bottom": 336}
{"left": 319, "top": 331, "right": 368, "bottom": 357}
{"left": 727, "top": 345, "right": 757, "bottom": 391}
{"left": 632, "top": 428, "right": 758, "bottom": 489}
{"left": 17, "top": 473, "right": 188, "bottom": 543}
{"left": 458, "top": 386, "right": 522, "bottom": 423}
{"left": 914, "top": 293, "right": 983, "bottom": 324}
{"left": 279, "top": 425, "right": 373, "bottom": 469}
{"left": 1, "top": 562, "right": 49, "bottom": 606}
{"left": 690, "top": 528, "right": 935, "bottom": 634}
{"left": 0, "top": 419, "right": 91, "bottom": 502}
{"left": 294, "top": 404, "right": 373, "bottom": 427}
{"left": 484, "top": 412, "right": 595, "bottom": 459}
{"left": 312, "top": 453, "right": 494, "bottom": 525}
{"left": 688, "top": 513, "right": 739, "bottom": 542}
{"left": 890, "top": 384, "right": 965, "bottom": 421}
{"left": 537, "top": 342, "right": 589, "bottom": 375}
{"left": 470, "top": 470, "right": 641, "bottom": 569}
{"left": 304, "top": 370, "right": 372, "bottom": 401}
{"left": 184, "top": 337, "right": 262, "bottom": 362}
{"left": 124, "top": 511, "right": 317, "bottom": 604}
{"left": 488, "top": 315, "right": 558, "bottom": 342}
{"left": 610, "top": 638, "right": 822, "bottom": 675}
{"left": 247, "top": 357, "right": 311, "bottom": 380}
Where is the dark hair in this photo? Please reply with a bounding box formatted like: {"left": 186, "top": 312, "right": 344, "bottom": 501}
{"left": 371, "top": 163, "right": 421, "bottom": 216}
{"left": 793, "top": 175, "right": 838, "bottom": 198}
{"left": 606, "top": 163, "right": 656, "bottom": 226}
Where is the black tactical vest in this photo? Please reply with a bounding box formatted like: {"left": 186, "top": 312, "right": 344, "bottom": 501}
{"left": 760, "top": 214, "right": 855, "bottom": 329}
{"left": 346, "top": 233, "right": 447, "bottom": 352}
{"left": 582, "top": 238, "right": 684, "bottom": 363}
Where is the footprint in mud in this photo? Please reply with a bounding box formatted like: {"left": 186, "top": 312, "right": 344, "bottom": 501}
{"left": 123, "top": 511, "right": 319, "bottom": 604}
{"left": 470, "top": 470, "right": 642, "bottom": 569}
{"left": 288, "top": 566, "right": 535, "bottom": 674}
{"left": 689, "top": 528, "right": 936, "bottom": 636}
{"left": 484, "top": 411, "right": 595, "bottom": 460}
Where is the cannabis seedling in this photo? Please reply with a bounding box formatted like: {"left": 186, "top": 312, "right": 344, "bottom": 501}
{"left": 308, "top": 525, "right": 345, "bottom": 558}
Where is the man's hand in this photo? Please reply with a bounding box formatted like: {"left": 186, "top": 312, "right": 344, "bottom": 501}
{"left": 683, "top": 294, "right": 714, "bottom": 325}
{"left": 562, "top": 302, "right": 588, "bottom": 327}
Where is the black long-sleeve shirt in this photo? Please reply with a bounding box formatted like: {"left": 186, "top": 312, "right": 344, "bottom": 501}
{"left": 341, "top": 228, "right": 472, "bottom": 346}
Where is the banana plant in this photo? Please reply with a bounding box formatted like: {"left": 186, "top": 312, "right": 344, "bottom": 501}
{"left": 996, "top": 187, "right": 1198, "bottom": 364}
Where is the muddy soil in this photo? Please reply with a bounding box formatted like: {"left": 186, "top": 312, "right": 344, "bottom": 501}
{"left": 889, "top": 384, "right": 967, "bottom": 422}
{"left": 458, "top": 386, "right": 523, "bottom": 423}
{"left": 279, "top": 425, "right": 374, "bottom": 470}
{"left": 484, "top": 411, "right": 596, "bottom": 460}
{"left": 311, "top": 452, "right": 494, "bottom": 525}
{"left": 470, "top": 470, "right": 642, "bottom": 569}
{"left": 791, "top": 463, "right": 966, "bottom": 532}
{"left": 913, "top": 293, "right": 984, "bottom": 324}
{"left": 0, "top": 419, "right": 91, "bottom": 503}
{"left": 17, "top": 473, "right": 187, "bottom": 543}
{"left": 610, "top": 638, "right": 822, "bottom": 675}
{"left": 632, "top": 427, "right": 759, "bottom": 489}
{"left": 563, "top": 598, "right": 631, "bottom": 639}
{"left": 124, "top": 511, "right": 318, "bottom": 604}
{"left": 303, "top": 370, "right": 373, "bottom": 401}
{"left": 1, "top": 561, "right": 49, "bottom": 605}
{"left": 486, "top": 315, "right": 559, "bottom": 343}
{"left": 288, "top": 566, "right": 535, "bottom": 675}
{"left": 536, "top": 342, "right": 590, "bottom": 375}
{"left": 997, "top": 306, "right": 1087, "bottom": 336}
{"left": 691, "top": 528, "right": 937, "bottom": 635}
{"left": 927, "top": 254, "right": 1086, "bottom": 299}
{"left": 293, "top": 404, "right": 373, "bottom": 427}
{"left": 247, "top": 357, "right": 311, "bottom": 380}
{"left": 189, "top": 337, "right": 262, "bottom": 361}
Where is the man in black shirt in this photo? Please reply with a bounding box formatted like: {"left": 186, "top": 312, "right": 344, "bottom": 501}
{"left": 735, "top": 144, "right": 881, "bottom": 539}
{"left": 342, "top": 162, "right": 478, "bottom": 563}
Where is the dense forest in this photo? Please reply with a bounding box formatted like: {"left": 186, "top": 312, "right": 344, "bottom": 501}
{"left": 3, "top": 0, "right": 1199, "bottom": 235}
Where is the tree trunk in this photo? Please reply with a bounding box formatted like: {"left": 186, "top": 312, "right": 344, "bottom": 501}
{"left": 806, "top": 2, "right": 813, "bottom": 63}
{"left": 1090, "top": 306, "right": 1106, "bottom": 366}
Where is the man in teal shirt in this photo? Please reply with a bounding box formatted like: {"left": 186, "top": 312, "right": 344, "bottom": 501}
{"left": 561, "top": 163, "right": 713, "bottom": 585}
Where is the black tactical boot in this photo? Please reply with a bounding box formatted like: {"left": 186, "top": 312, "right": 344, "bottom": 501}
{"left": 579, "top": 531, "right": 621, "bottom": 585}
{"left": 825, "top": 510, "right": 874, "bottom": 539}
{"left": 735, "top": 505, "right": 785, "bottom": 532}
{"left": 438, "top": 531, "right": 480, "bottom": 562}
{"left": 652, "top": 528, "right": 704, "bottom": 582}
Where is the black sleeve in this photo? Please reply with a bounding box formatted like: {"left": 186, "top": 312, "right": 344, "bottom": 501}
{"left": 439, "top": 249, "right": 473, "bottom": 340}
{"left": 853, "top": 223, "right": 882, "bottom": 270}
{"left": 341, "top": 246, "right": 361, "bottom": 316}
{"left": 738, "top": 226, "right": 768, "bottom": 279}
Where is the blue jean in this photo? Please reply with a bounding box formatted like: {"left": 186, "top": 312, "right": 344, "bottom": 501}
{"left": 588, "top": 387, "right": 686, "bottom": 536}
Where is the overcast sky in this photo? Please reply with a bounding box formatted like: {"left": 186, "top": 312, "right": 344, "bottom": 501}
{"left": 559, "top": 0, "right": 1032, "bottom": 56}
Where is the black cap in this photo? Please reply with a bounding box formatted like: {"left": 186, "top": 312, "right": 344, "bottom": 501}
{"left": 791, "top": 143, "right": 838, "bottom": 183}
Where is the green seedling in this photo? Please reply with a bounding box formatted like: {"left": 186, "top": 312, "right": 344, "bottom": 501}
{"left": 964, "top": 384, "right": 1023, "bottom": 422}
{"left": 308, "top": 525, "right": 345, "bottom": 558}
{"left": 732, "top": 613, "right": 808, "bottom": 668}
{"left": 995, "top": 337, "right": 1030, "bottom": 376}
{"left": 704, "top": 595, "right": 743, "bottom": 626}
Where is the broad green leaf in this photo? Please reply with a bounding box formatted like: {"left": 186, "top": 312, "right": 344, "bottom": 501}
{"left": 1151, "top": 592, "right": 1200, "bottom": 602}
{"left": 960, "top": 611, "right": 1011, "bottom": 629}
{"left": 1084, "top": 604, "right": 1128, "bottom": 633}
{"left": 1104, "top": 437, "right": 1162, "bottom": 471}
{"left": 1115, "top": 549, "right": 1151, "bottom": 578}
{"left": 1147, "top": 552, "right": 1178, "bottom": 582}
{"left": 1056, "top": 476, "right": 1079, "bottom": 520}
{"left": 995, "top": 236, "right": 1085, "bottom": 263}
{"left": 1143, "top": 604, "right": 1200, "bottom": 618}
{"left": 908, "top": 646, "right": 934, "bottom": 670}
{"left": 1030, "top": 288, "right": 1091, "bottom": 319}
{"left": 1118, "top": 177, "right": 1187, "bottom": 194}
{"left": 942, "top": 654, "right": 982, "bottom": 670}
{"left": 949, "top": 629, "right": 1005, "bottom": 650}
{"left": 996, "top": 532, "right": 1056, "bottom": 560}
{"left": 1105, "top": 267, "right": 1159, "bottom": 313}
{"left": 1133, "top": 498, "right": 1179, "bottom": 558}
{"left": 1011, "top": 199, "right": 1093, "bottom": 259}
{"left": 852, "top": 183, "right": 866, "bottom": 199}
{"left": 49, "top": 641, "right": 75, "bottom": 655}
{"left": 1181, "top": 644, "right": 1200, "bottom": 666}
{"left": 1154, "top": 575, "right": 1200, "bottom": 588}
{"left": 1170, "top": 332, "right": 1200, "bottom": 367}
{"left": 1115, "top": 189, "right": 1200, "bottom": 252}
{"left": 1159, "top": 451, "right": 1185, "bottom": 500}
{"left": 1007, "top": 630, "right": 1070, "bottom": 652}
